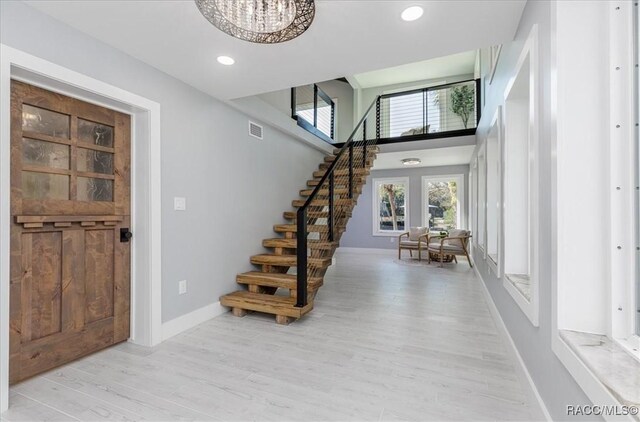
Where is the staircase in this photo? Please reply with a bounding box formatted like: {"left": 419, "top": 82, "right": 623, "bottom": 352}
{"left": 220, "top": 145, "right": 378, "bottom": 324}
{"left": 220, "top": 97, "right": 381, "bottom": 324}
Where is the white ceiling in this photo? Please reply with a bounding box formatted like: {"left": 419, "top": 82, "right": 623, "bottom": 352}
{"left": 352, "top": 50, "right": 477, "bottom": 89}
{"left": 372, "top": 145, "right": 475, "bottom": 170}
{"left": 25, "top": 0, "right": 526, "bottom": 100}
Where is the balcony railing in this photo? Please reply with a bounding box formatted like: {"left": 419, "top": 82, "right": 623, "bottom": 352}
{"left": 291, "top": 84, "right": 335, "bottom": 143}
{"left": 371, "top": 79, "right": 480, "bottom": 145}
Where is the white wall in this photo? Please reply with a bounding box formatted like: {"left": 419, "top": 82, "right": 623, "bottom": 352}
{"left": 469, "top": 0, "right": 596, "bottom": 419}
{"left": 0, "top": 1, "right": 325, "bottom": 324}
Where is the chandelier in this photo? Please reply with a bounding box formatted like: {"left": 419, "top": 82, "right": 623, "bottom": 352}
{"left": 195, "top": 0, "right": 315, "bottom": 44}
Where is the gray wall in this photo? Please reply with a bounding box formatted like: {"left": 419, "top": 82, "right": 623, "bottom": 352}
{"left": 341, "top": 165, "right": 469, "bottom": 250}
{"left": 0, "top": 1, "right": 325, "bottom": 323}
{"left": 258, "top": 79, "right": 355, "bottom": 142}
{"left": 471, "top": 0, "right": 594, "bottom": 419}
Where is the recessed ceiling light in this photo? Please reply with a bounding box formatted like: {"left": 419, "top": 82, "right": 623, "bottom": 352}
{"left": 217, "top": 55, "right": 235, "bottom": 65}
{"left": 402, "top": 158, "right": 421, "bottom": 166}
{"left": 401, "top": 6, "right": 424, "bottom": 22}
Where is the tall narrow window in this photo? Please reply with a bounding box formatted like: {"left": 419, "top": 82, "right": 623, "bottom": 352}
{"left": 486, "top": 110, "right": 502, "bottom": 275}
{"left": 422, "top": 175, "right": 463, "bottom": 231}
{"left": 477, "top": 143, "right": 487, "bottom": 250}
{"left": 471, "top": 159, "right": 478, "bottom": 241}
{"left": 373, "top": 177, "right": 409, "bottom": 235}
{"left": 504, "top": 55, "right": 532, "bottom": 300}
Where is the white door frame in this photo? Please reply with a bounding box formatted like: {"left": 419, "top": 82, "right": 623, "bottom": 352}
{"left": 0, "top": 45, "right": 163, "bottom": 412}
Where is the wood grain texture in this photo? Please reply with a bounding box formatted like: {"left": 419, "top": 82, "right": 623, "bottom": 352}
{"left": 22, "top": 231, "right": 63, "bottom": 342}
{"left": 84, "top": 230, "right": 114, "bottom": 324}
{"left": 10, "top": 81, "right": 131, "bottom": 383}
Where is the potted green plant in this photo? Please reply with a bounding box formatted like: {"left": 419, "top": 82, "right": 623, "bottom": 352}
{"left": 450, "top": 85, "right": 475, "bottom": 129}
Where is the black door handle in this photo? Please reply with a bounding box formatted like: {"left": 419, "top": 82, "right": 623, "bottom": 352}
{"left": 120, "top": 228, "right": 133, "bottom": 243}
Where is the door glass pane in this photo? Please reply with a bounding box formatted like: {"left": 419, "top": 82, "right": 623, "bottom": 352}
{"left": 77, "top": 148, "right": 114, "bottom": 175}
{"left": 22, "top": 105, "right": 70, "bottom": 139}
{"left": 22, "top": 138, "right": 70, "bottom": 169}
{"left": 78, "top": 119, "right": 113, "bottom": 148}
{"left": 78, "top": 177, "right": 113, "bottom": 202}
{"left": 377, "top": 182, "right": 406, "bottom": 231}
{"left": 22, "top": 171, "right": 69, "bottom": 200}
{"left": 426, "top": 180, "right": 458, "bottom": 231}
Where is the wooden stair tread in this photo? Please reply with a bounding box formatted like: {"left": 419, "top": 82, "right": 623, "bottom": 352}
{"left": 273, "top": 224, "right": 345, "bottom": 234}
{"left": 283, "top": 210, "right": 351, "bottom": 220}
{"left": 307, "top": 177, "right": 366, "bottom": 187}
{"left": 236, "top": 271, "right": 322, "bottom": 289}
{"left": 313, "top": 168, "right": 369, "bottom": 178}
{"left": 251, "top": 254, "right": 332, "bottom": 268}
{"left": 333, "top": 146, "right": 380, "bottom": 154}
{"left": 220, "top": 291, "right": 313, "bottom": 318}
{"left": 263, "top": 238, "right": 338, "bottom": 249}
{"left": 299, "top": 187, "right": 360, "bottom": 196}
{"left": 274, "top": 224, "right": 332, "bottom": 233}
{"left": 319, "top": 160, "right": 373, "bottom": 170}
{"left": 292, "top": 198, "right": 355, "bottom": 207}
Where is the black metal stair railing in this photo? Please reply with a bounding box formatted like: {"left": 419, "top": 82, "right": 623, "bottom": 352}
{"left": 295, "top": 96, "right": 381, "bottom": 307}
{"left": 291, "top": 83, "right": 335, "bottom": 143}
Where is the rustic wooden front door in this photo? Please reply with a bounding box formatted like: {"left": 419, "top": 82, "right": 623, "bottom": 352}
{"left": 9, "top": 81, "right": 131, "bottom": 383}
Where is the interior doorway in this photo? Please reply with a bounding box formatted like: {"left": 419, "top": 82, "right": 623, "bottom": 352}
{"left": 1, "top": 45, "right": 162, "bottom": 412}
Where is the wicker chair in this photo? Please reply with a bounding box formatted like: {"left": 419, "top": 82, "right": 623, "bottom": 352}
{"left": 427, "top": 229, "right": 473, "bottom": 267}
{"left": 398, "top": 227, "right": 429, "bottom": 261}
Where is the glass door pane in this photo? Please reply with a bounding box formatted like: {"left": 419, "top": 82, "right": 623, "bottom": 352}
{"left": 425, "top": 179, "right": 459, "bottom": 231}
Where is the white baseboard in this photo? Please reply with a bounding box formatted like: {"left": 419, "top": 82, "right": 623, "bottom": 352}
{"left": 473, "top": 265, "right": 552, "bottom": 421}
{"left": 161, "top": 301, "right": 227, "bottom": 341}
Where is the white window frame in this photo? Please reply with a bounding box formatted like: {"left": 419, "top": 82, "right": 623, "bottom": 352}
{"left": 485, "top": 108, "right": 503, "bottom": 278}
{"left": 471, "top": 157, "right": 479, "bottom": 248}
{"left": 421, "top": 174, "right": 465, "bottom": 230}
{"left": 476, "top": 139, "right": 487, "bottom": 256}
{"left": 372, "top": 177, "right": 410, "bottom": 236}
{"left": 502, "top": 25, "right": 539, "bottom": 327}
{"left": 610, "top": 0, "right": 640, "bottom": 357}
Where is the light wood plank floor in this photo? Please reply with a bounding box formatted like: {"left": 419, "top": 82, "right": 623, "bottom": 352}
{"left": 3, "top": 249, "right": 544, "bottom": 421}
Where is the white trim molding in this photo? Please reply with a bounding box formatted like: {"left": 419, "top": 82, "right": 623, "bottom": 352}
{"left": 502, "top": 25, "right": 540, "bottom": 327}
{"left": 0, "top": 44, "right": 163, "bottom": 412}
{"left": 161, "top": 302, "right": 227, "bottom": 341}
{"left": 486, "top": 107, "right": 503, "bottom": 278}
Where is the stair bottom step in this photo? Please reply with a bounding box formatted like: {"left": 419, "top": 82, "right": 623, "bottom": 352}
{"left": 220, "top": 291, "right": 313, "bottom": 319}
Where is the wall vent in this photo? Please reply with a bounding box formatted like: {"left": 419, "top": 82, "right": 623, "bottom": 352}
{"left": 248, "top": 121, "right": 263, "bottom": 140}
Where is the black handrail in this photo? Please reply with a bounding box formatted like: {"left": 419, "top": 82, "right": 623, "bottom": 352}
{"left": 295, "top": 96, "right": 380, "bottom": 307}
